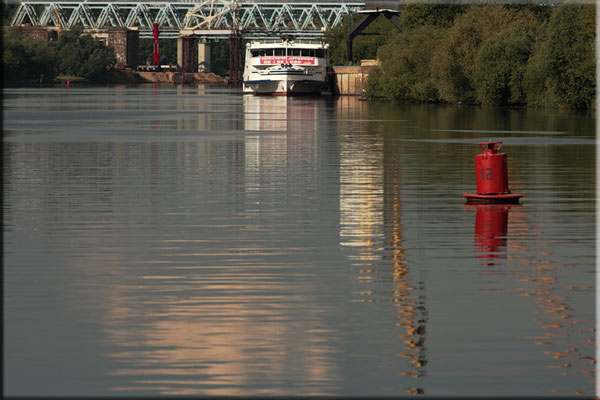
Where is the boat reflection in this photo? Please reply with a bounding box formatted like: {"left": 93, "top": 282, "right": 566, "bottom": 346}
{"left": 243, "top": 95, "right": 319, "bottom": 197}
{"left": 243, "top": 95, "right": 319, "bottom": 132}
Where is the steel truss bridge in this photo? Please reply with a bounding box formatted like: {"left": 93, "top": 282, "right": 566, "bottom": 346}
{"left": 11, "top": 0, "right": 366, "bottom": 39}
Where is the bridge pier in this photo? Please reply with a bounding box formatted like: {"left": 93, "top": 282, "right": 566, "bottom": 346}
{"left": 87, "top": 27, "right": 139, "bottom": 69}
{"left": 178, "top": 37, "right": 212, "bottom": 73}
{"left": 197, "top": 41, "right": 211, "bottom": 73}
{"left": 177, "top": 36, "right": 196, "bottom": 73}
{"left": 9, "top": 24, "right": 59, "bottom": 41}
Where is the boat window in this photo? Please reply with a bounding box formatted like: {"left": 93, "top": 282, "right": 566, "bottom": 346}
{"left": 289, "top": 49, "right": 301, "bottom": 56}
{"left": 304, "top": 49, "right": 315, "bottom": 57}
{"left": 316, "top": 49, "right": 325, "bottom": 58}
{"left": 274, "top": 48, "right": 284, "bottom": 56}
{"left": 251, "top": 50, "right": 260, "bottom": 57}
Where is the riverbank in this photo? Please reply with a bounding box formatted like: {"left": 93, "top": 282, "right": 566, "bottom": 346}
{"left": 106, "top": 69, "right": 228, "bottom": 84}
{"left": 50, "top": 70, "right": 229, "bottom": 85}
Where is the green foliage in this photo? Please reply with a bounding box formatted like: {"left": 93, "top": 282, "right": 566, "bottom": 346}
{"left": 2, "top": 2, "right": 18, "bottom": 26}
{"left": 323, "top": 16, "right": 348, "bottom": 65}
{"left": 361, "top": 3, "right": 595, "bottom": 109}
{"left": 399, "top": 4, "right": 467, "bottom": 29}
{"left": 431, "top": 5, "right": 523, "bottom": 104}
{"left": 138, "top": 38, "right": 153, "bottom": 65}
{"left": 3, "top": 29, "right": 57, "bottom": 83}
{"left": 3, "top": 27, "right": 117, "bottom": 84}
{"left": 81, "top": 45, "right": 116, "bottom": 81}
{"left": 473, "top": 17, "right": 538, "bottom": 106}
{"left": 55, "top": 28, "right": 115, "bottom": 81}
{"left": 211, "top": 39, "right": 230, "bottom": 77}
{"left": 365, "top": 25, "right": 444, "bottom": 102}
{"left": 160, "top": 39, "right": 177, "bottom": 65}
{"left": 524, "top": 4, "right": 595, "bottom": 109}
{"left": 57, "top": 37, "right": 84, "bottom": 76}
{"left": 364, "top": 66, "right": 383, "bottom": 99}
{"left": 324, "top": 13, "right": 399, "bottom": 65}
{"left": 137, "top": 38, "right": 177, "bottom": 66}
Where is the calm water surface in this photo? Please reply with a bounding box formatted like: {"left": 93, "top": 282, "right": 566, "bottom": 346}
{"left": 3, "top": 85, "right": 596, "bottom": 396}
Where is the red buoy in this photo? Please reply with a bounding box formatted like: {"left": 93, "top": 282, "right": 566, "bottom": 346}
{"left": 463, "top": 141, "right": 523, "bottom": 204}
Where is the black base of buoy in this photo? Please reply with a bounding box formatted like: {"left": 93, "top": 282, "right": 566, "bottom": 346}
{"left": 463, "top": 192, "right": 523, "bottom": 204}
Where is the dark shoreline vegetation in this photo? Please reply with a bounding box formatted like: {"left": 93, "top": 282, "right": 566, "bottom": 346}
{"left": 2, "top": 3, "right": 595, "bottom": 110}
{"left": 325, "top": 3, "right": 595, "bottom": 109}
{"left": 3, "top": 27, "right": 116, "bottom": 84}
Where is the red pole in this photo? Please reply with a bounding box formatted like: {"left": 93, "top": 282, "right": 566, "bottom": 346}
{"left": 152, "top": 22, "right": 160, "bottom": 67}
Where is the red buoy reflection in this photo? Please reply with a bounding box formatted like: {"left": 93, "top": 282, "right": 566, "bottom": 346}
{"left": 465, "top": 204, "right": 519, "bottom": 265}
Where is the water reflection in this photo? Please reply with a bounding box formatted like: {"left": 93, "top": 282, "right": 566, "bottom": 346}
{"left": 104, "top": 285, "right": 340, "bottom": 395}
{"left": 243, "top": 95, "right": 319, "bottom": 200}
{"left": 506, "top": 208, "right": 596, "bottom": 396}
{"left": 243, "top": 95, "right": 319, "bottom": 132}
{"left": 98, "top": 94, "right": 331, "bottom": 395}
{"left": 337, "top": 101, "right": 427, "bottom": 391}
{"left": 465, "top": 204, "right": 516, "bottom": 266}
{"left": 3, "top": 87, "right": 594, "bottom": 397}
{"left": 464, "top": 202, "right": 595, "bottom": 396}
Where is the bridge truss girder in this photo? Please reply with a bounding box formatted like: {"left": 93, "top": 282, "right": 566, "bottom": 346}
{"left": 11, "top": 1, "right": 365, "bottom": 39}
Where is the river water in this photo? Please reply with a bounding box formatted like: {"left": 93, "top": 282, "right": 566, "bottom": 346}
{"left": 3, "top": 85, "right": 596, "bottom": 397}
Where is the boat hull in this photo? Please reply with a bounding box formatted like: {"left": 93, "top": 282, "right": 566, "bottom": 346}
{"left": 243, "top": 75, "right": 327, "bottom": 96}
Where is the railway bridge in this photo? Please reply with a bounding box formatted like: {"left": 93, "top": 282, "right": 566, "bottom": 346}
{"left": 10, "top": 0, "right": 400, "bottom": 75}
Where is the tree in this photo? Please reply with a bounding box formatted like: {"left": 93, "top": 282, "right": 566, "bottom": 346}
{"left": 399, "top": 4, "right": 467, "bottom": 30}
{"left": 2, "top": 29, "right": 57, "bottom": 83}
{"left": 323, "top": 16, "right": 349, "bottom": 65}
{"left": 211, "top": 39, "right": 230, "bottom": 76}
{"left": 324, "top": 13, "right": 398, "bottom": 65}
{"left": 473, "top": 16, "right": 538, "bottom": 106}
{"left": 3, "top": 30, "right": 28, "bottom": 82}
{"left": 81, "top": 45, "right": 116, "bottom": 81}
{"left": 1, "top": 1, "right": 19, "bottom": 26}
{"left": 430, "top": 5, "right": 523, "bottom": 104}
{"left": 56, "top": 28, "right": 115, "bottom": 81}
{"left": 159, "top": 39, "right": 177, "bottom": 65}
{"left": 366, "top": 25, "right": 446, "bottom": 102}
{"left": 523, "top": 4, "right": 595, "bottom": 109}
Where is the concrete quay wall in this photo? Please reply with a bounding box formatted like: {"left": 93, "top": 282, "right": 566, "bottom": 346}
{"left": 332, "top": 60, "right": 380, "bottom": 96}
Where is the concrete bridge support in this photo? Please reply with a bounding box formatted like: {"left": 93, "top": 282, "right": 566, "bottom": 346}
{"left": 177, "top": 36, "right": 197, "bottom": 72}
{"left": 9, "top": 24, "right": 59, "bottom": 40}
{"left": 197, "top": 41, "right": 211, "bottom": 73}
{"left": 178, "top": 37, "right": 212, "bottom": 73}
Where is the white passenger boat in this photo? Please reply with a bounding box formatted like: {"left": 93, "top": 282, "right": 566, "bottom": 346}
{"left": 243, "top": 36, "right": 330, "bottom": 96}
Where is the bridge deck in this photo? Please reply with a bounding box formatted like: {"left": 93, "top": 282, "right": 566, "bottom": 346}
{"left": 11, "top": 0, "right": 366, "bottom": 39}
